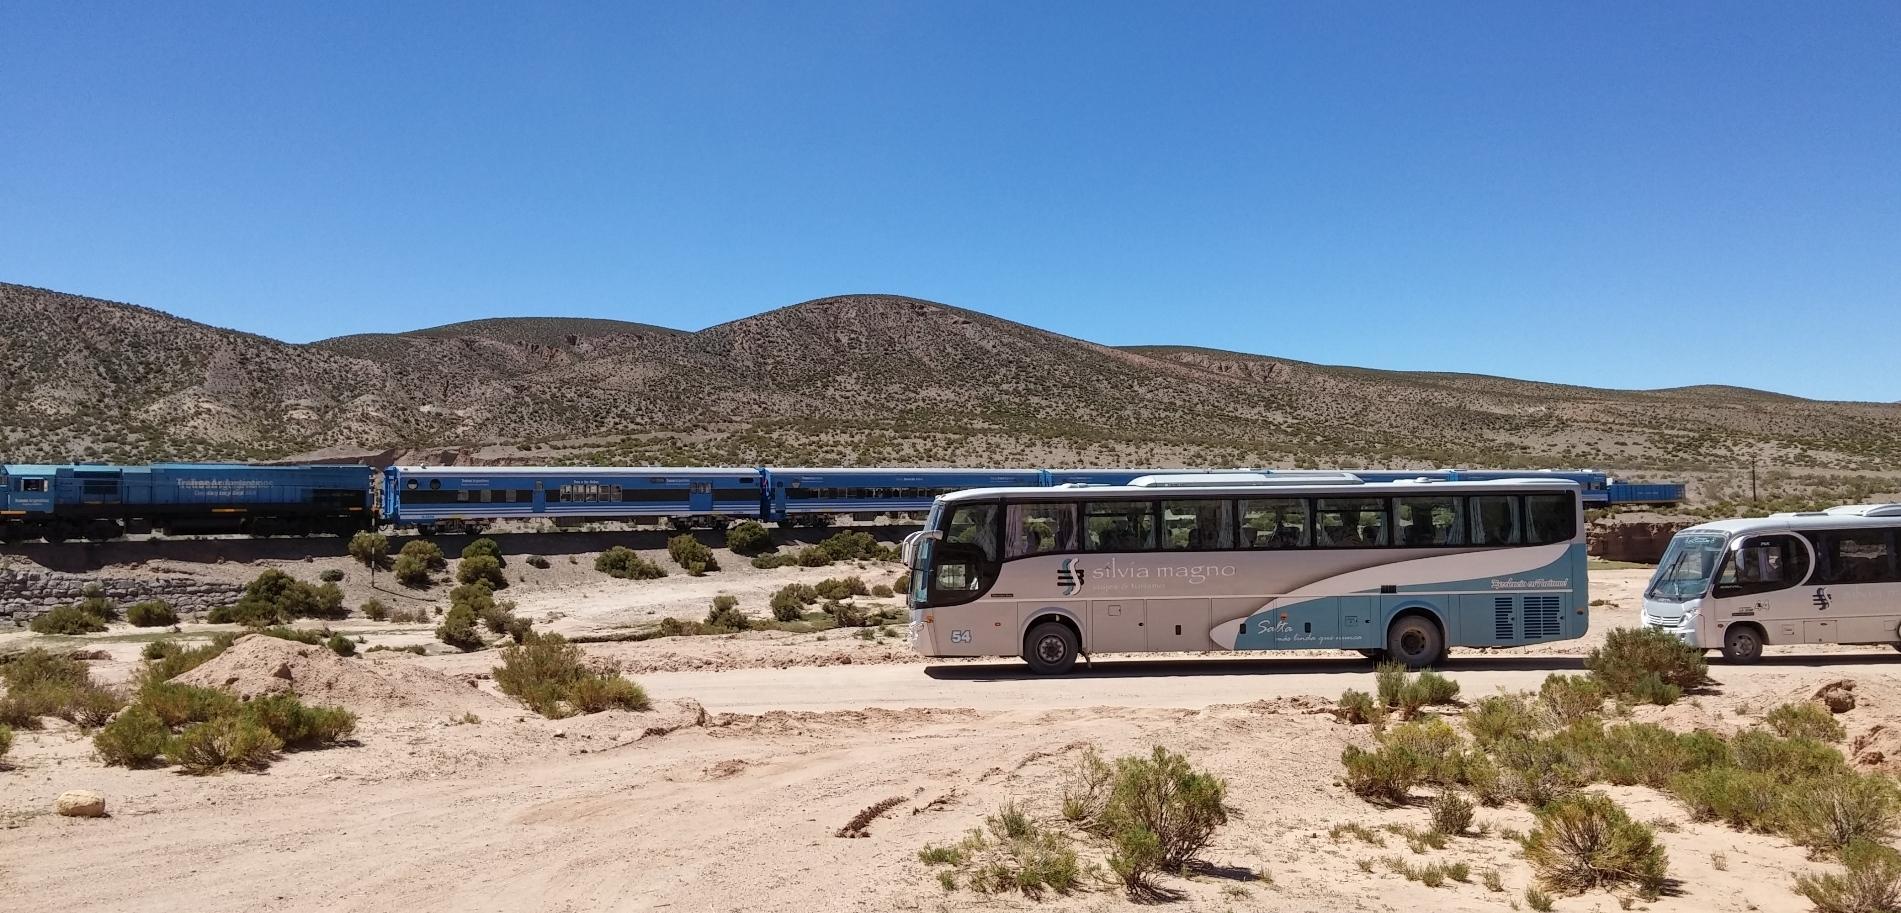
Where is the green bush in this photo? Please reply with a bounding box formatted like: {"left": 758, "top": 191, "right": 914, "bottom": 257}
{"left": 1337, "top": 689, "right": 1386, "bottom": 726}
{"left": 1523, "top": 792, "right": 1668, "bottom": 897}
{"left": 1586, "top": 626, "right": 1709, "bottom": 697}
{"left": 326, "top": 633, "right": 357, "bottom": 657}
{"left": 461, "top": 537, "right": 502, "bottom": 563}
{"left": 210, "top": 569, "right": 347, "bottom": 625}
{"left": 138, "top": 681, "right": 241, "bottom": 728}
{"left": 0, "top": 648, "right": 122, "bottom": 728}
{"left": 815, "top": 576, "right": 869, "bottom": 600}
{"left": 871, "top": 584, "right": 895, "bottom": 598}
{"left": 1670, "top": 765, "right": 1784, "bottom": 830}
{"left": 1794, "top": 840, "right": 1901, "bottom": 913}
{"left": 257, "top": 625, "right": 324, "bottom": 646}
{"left": 1096, "top": 746, "right": 1229, "bottom": 872}
{"left": 705, "top": 594, "right": 749, "bottom": 631}
{"left": 348, "top": 531, "right": 389, "bottom": 571}
{"left": 666, "top": 535, "right": 719, "bottom": 573}
{"left": 725, "top": 521, "right": 773, "bottom": 555}
{"left": 399, "top": 539, "right": 447, "bottom": 569}
{"left": 93, "top": 705, "right": 169, "bottom": 767}
{"left": 1494, "top": 735, "right": 1585, "bottom": 807}
{"left": 437, "top": 603, "right": 486, "bottom": 652}
{"left": 1732, "top": 730, "right": 1849, "bottom": 780}
{"left": 1431, "top": 790, "right": 1474, "bottom": 836}
{"left": 827, "top": 600, "right": 870, "bottom": 627}
{"left": 818, "top": 531, "right": 900, "bottom": 562}
{"left": 595, "top": 546, "right": 667, "bottom": 580}
{"left": 1, "top": 648, "right": 89, "bottom": 691}
{"left": 1539, "top": 674, "right": 1604, "bottom": 723}
{"left": 769, "top": 585, "right": 813, "bottom": 622}
{"left": 319, "top": 568, "right": 345, "bottom": 583}
{"left": 1465, "top": 692, "right": 1539, "bottom": 747}
{"left": 28, "top": 603, "right": 108, "bottom": 634}
{"left": 750, "top": 553, "right": 796, "bottom": 569}
{"left": 166, "top": 715, "right": 283, "bottom": 774}
{"left": 391, "top": 553, "right": 431, "bottom": 587}
{"left": 1767, "top": 702, "right": 1847, "bottom": 743}
{"left": 1399, "top": 670, "right": 1460, "bottom": 717}
{"left": 1595, "top": 722, "right": 1702, "bottom": 788}
{"left": 125, "top": 600, "right": 179, "bottom": 627}
{"left": 1629, "top": 672, "right": 1682, "bottom": 706}
{"left": 1376, "top": 661, "right": 1408, "bottom": 708}
{"left": 796, "top": 546, "right": 833, "bottom": 567}
{"left": 456, "top": 554, "right": 507, "bottom": 589}
{"left": 1388, "top": 718, "right": 1468, "bottom": 786}
{"left": 142, "top": 640, "right": 179, "bottom": 661}
{"left": 0, "top": 723, "right": 11, "bottom": 764}
{"left": 1343, "top": 743, "right": 1420, "bottom": 806}
{"left": 1782, "top": 775, "right": 1901, "bottom": 856}
{"left": 493, "top": 632, "right": 650, "bottom": 718}
{"left": 360, "top": 598, "right": 390, "bottom": 621}
{"left": 240, "top": 694, "right": 357, "bottom": 748}
{"left": 138, "top": 634, "right": 236, "bottom": 684}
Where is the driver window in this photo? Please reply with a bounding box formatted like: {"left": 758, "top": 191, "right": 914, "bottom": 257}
{"left": 1720, "top": 535, "right": 1809, "bottom": 594}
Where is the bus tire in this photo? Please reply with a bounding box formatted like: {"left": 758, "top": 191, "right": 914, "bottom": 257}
{"left": 1722, "top": 625, "right": 1764, "bottom": 664}
{"left": 1385, "top": 615, "right": 1444, "bottom": 670}
{"left": 1023, "top": 621, "right": 1080, "bottom": 675}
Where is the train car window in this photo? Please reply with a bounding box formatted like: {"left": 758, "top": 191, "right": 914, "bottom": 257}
{"left": 456, "top": 491, "right": 470, "bottom": 502}
{"left": 406, "top": 480, "right": 418, "bottom": 490}
{"left": 429, "top": 479, "right": 441, "bottom": 490}
{"left": 21, "top": 479, "right": 47, "bottom": 492}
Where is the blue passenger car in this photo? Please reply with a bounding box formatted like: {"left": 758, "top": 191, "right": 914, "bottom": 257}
{"left": 762, "top": 467, "right": 1044, "bottom": 524}
{"left": 0, "top": 463, "right": 374, "bottom": 542}
{"left": 382, "top": 466, "right": 764, "bottom": 530}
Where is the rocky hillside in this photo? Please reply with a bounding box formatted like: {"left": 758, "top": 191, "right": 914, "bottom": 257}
{"left": 4, "top": 281, "right": 1900, "bottom": 485}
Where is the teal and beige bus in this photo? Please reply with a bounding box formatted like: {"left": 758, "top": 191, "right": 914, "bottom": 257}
{"left": 1643, "top": 504, "right": 1901, "bottom": 662}
{"left": 903, "top": 473, "right": 1588, "bottom": 673}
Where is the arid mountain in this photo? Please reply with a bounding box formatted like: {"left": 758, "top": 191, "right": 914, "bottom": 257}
{"left": 4, "top": 281, "right": 1900, "bottom": 492}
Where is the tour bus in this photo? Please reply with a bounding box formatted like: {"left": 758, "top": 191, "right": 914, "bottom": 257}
{"left": 1642, "top": 504, "right": 1901, "bottom": 662}
{"left": 902, "top": 473, "right": 1588, "bottom": 673}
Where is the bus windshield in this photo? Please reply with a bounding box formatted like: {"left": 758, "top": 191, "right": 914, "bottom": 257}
{"left": 1647, "top": 533, "right": 1728, "bottom": 601}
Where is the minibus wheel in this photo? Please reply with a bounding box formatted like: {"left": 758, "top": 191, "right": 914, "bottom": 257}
{"left": 1385, "top": 615, "right": 1445, "bottom": 670}
{"left": 1722, "top": 625, "right": 1764, "bottom": 664}
{"left": 1023, "top": 621, "right": 1079, "bottom": 675}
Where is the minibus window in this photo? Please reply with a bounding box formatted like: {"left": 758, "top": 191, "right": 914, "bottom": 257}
{"left": 1714, "top": 535, "right": 1810, "bottom": 596}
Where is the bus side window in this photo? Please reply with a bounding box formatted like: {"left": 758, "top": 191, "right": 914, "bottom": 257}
{"left": 1813, "top": 530, "right": 1896, "bottom": 584}
{"left": 1007, "top": 503, "right": 1077, "bottom": 557}
{"left": 1524, "top": 495, "right": 1577, "bottom": 545}
{"left": 1468, "top": 496, "right": 1521, "bottom": 546}
{"left": 1161, "top": 500, "right": 1233, "bottom": 550}
{"left": 1717, "top": 535, "right": 1810, "bottom": 596}
{"left": 1239, "top": 498, "right": 1309, "bottom": 549}
{"left": 1395, "top": 497, "right": 1464, "bottom": 547}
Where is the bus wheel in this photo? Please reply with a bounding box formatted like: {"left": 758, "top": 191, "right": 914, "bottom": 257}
{"left": 1023, "top": 621, "right": 1079, "bottom": 675}
{"left": 1385, "top": 616, "right": 1444, "bottom": 670}
{"left": 1722, "top": 625, "right": 1764, "bottom": 664}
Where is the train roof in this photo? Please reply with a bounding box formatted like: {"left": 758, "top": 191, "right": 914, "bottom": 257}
{"left": 766, "top": 466, "right": 1041, "bottom": 477}
{"left": 391, "top": 465, "right": 760, "bottom": 476}
{"left": 939, "top": 476, "right": 1583, "bottom": 502}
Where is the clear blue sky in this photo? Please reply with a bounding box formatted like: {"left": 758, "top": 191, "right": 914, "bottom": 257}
{"left": 3, "top": 3, "right": 1897, "bottom": 401}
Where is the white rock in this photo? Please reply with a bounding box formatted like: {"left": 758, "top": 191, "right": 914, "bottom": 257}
{"left": 55, "top": 790, "right": 107, "bottom": 818}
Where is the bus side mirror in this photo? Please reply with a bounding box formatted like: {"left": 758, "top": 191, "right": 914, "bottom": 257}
{"left": 901, "top": 530, "right": 942, "bottom": 568}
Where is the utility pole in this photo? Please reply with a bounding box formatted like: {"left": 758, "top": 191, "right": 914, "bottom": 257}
{"left": 1750, "top": 460, "right": 1758, "bottom": 504}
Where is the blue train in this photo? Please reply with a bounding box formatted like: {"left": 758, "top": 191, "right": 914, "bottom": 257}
{"left": 1, "top": 462, "right": 1686, "bottom": 541}
{"left": 0, "top": 463, "right": 376, "bottom": 542}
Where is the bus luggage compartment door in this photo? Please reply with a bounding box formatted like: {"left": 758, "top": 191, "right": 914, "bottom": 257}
{"left": 1146, "top": 599, "right": 1212, "bottom": 651}
{"left": 1090, "top": 600, "right": 1147, "bottom": 653}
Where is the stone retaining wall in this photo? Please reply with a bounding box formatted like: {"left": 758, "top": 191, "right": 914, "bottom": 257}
{"left": 0, "top": 569, "right": 244, "bottom": 627}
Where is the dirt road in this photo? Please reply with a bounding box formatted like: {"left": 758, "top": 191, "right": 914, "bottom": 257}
{"left": 641, "top": 649, "right": 1901, "bottom": 713}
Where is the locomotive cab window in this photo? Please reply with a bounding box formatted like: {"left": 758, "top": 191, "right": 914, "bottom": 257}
{"left": 20, "top": 479, "right": 46, "bottom": 492}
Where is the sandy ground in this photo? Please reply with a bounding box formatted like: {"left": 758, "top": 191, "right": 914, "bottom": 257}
{"left": 6, "top": 564, "right": 1901, "bottom": 913}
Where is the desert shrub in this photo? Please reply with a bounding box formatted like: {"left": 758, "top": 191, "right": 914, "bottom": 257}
{"left": 724, "top": 521, "right": 773, "bottom": 555}
{"left": 1073, "top": 746, "right": 1227, "bottom": 889}
{"left": 319, "top": 568, "right": 345, "bottom": 583}
{"left": 526, "top": 554, "right": 551, "bottom": 569}
{"left": 1061, "top": 746, "right": 1115, "bottom": 823}
{"left": 1629, "top": 672, "right": 1682, "bottom": 706}
{"left": 211, "top": 569, "right": 346, "bottom": 625}
{"left": 1523, "top": 792, "right": 1668, "bottom": 897}
{"left": 28, "top": 603, "right": 108, "bottom": 634}
{"left": 796, "top": 546, "right": 833, "bottom": 567}
{"left": 360, "top": 598, "right": 391, "bottom": 621}
{"left": 1385, "top": 718, "right": 1467, "bottom": 786}
{"left": 1768, "top": 702, "right": 1848, "bottom": 743}
{"left": 166, "top": 715, "right": 282, "bottom": 774}
{"left": 1337, "top": 689, "right": 1386, "bottom": 726}
{"left": 326, "top": 633, "right": 357, "bottom": 657}
{"left": 871, "top": 584, "right": 895, "bottom": 598}
{"left": 1376, "top": 661, "right": 1408, "bottom": 707}
{"left": 1460, "top": 751, "right": 1506, "bottom": 806}
{"left": 1794, "top": 840, "right": 1901, "bottom": 913}
{"left": 142, "top": 640, "right": 179, "bottom": 661}
{"left": 1, "top": 648, "right": 89, "bottom": 691}
{"left": 391, "top": 553, "right": 431, "bottom": 587}
{"left": 1494, "top": 735, "right": 1586, "bottom": 807}
{"left": 257, "top": 625, "right": 325, "bottom": 646}
{"left": 750, "top": 553, "right": 796, "bottom": 569}
{"left": 504, "top": 615, "right": 534, "bottom": 644}
{"left": 1732, "top": 730, "right": 1849, "bottom": 781}
{"left": 769, "top": 586, "right": 810, "bottom": 622}
{"left": 1466, "top": 692, "right": 1539, "bottom": 747}
{"left": 457, "top": 554, "right": 507, "bottom": 589}
{"left": 1670, "top": 766, "right": 1784, "bottom": 830}
{"left": 819, "top": 530, "right": 900, "bottom": 562}
{"left": 1539, "top": 674, "right": 1604, "bottom": 723}
{"left": 827, "top": 600, "right": 870, "bottom": 627}
{"left": 347, "top": 531, "right": 389, "bottom": 571}
{"left": 400, "top": 539, "right": 447, "bottom": 569}
{"left": 815, "top": 576, "right": 869, "bottom": 600}
{"left": 1343, "top": 744, "right": 1419, "bottom": 806}
{"left": 125, "top": 600, "right": 179, "bottom": 627}
{"left": 0, "top": 723, "right": 11, "bottom": 764}
{"left": 94, "top": 705, "right": 171, "bottom": 766}
{"left": 60, "top": 685, "right": 125, "bottom": 728}
{"left": 1594, "top": 722, "right": 1701, "bottom": 788}
{"left": 137, "top": 681, "right": 241, "bottom": 728}
{"left": 0, "top": 648, "right": 121, "bottom": 727}
{"left": 138, "top": 634, "right": 237, "bottom": 684}
{"left": 1782, "top": 775, "right": 1901, "bottom": 856}
{"left": 1431, "top": 790, "right": 1474, "bottom": 836}
{"left": 666, "top": 534, "right": 718, "bottom": 573}
{"left": 1406, "top": 670, "right": 1461, "bottom": 708}
{"left": 461, "top": 537, "right": 502, "bottom": 563}
{"left": 706, "top": 594, "right": 748, "bottom": 631}
{"left": 1586, "top": 626, "right": 1709, "bottom": 697}
{"left": 493, "top": 632, "right": 650, "bottom": 718}
{"left": 1525, "top": 885, "right": 1556, "bottom": 911}
{"left": 240, "top": 693, "right": 357, "bottom": 748}
{"left": 595, "top": 546, "right": 667, "bottom": 580}
{"left": 437, "top": 602, "right": 485, "bottom": 652}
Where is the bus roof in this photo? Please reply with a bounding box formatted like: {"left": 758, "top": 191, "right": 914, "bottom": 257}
{"left": 938, "top": 477, "right": 1582, "bottom": 503}
{"left": 1677, "top": 505, "right": 1901, "bottom": 537}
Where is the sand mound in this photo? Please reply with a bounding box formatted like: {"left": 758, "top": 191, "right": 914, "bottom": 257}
{"left": 175, "top": 634, "right": 511, "bottom": 719}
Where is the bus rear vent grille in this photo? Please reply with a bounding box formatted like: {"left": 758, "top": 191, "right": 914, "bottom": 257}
{"left": 1524, "top": 596, "right": 1562, "bottom": 639}
{"left": 1494, "top": 596, "right": 1514, "bottom": 640}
